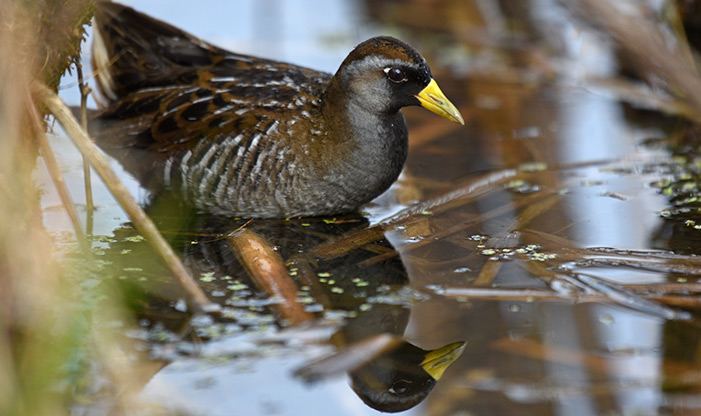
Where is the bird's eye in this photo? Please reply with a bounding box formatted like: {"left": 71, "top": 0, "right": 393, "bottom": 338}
{"left": 389, "top": 379, "right": 411, "bottom": 395}
{"left": 385, "top": 67, "right": 407, "bottom": 83}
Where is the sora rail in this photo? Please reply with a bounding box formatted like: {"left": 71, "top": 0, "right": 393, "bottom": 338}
{"left": 91, "top": 3, "right": 464, "bottom": 218}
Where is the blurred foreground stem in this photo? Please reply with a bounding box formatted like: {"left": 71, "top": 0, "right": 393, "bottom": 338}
{"left": 37, "top": 85, "right": 215, "bottom": 312}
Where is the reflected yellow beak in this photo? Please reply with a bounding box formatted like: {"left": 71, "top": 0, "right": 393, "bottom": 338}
{"left": 420, "top": 341, "right": 466, "bottom": 380}
{"left": 415, "top": 79, "right": 465, "bottom": 125}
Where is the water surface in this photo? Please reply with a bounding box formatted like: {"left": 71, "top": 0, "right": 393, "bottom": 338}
{"left": 42, "top": 1, "right": 701, "bottom": 415}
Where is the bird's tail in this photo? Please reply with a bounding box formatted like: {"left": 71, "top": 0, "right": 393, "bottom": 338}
{"left": 92, "top": 2, "right": 220, "bottom": 105}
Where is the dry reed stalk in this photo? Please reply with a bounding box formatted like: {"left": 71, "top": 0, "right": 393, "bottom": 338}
{"left": 571, "top": 0, "right": 701, "bottom": 123}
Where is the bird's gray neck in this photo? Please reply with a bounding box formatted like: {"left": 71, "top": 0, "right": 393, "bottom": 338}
{"left": 318, "top": 98, "right": 409, "bottom": 208}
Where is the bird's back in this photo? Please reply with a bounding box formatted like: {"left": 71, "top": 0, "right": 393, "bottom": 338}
{"left": 90, "top": 3, "right": 331, "bottom": 202}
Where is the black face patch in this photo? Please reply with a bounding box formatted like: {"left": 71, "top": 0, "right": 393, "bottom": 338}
{"left": 384, "top": 65, "right": 430, "bottom": 110}
{"left": 385, "top": 67, "right": 408, "bottom": 83}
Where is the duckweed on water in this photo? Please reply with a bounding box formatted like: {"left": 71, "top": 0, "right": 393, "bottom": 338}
{"left": 528, "top": 252, "right": 557, "bottom": 261}
{"left": 351, "top": 278, "right": 369, "bottom": 287}
{"left": 479, "top": 244, "right": 555, "bottom": 261}
{"left": 199, "top": 272, "right": 216, "bottom": 282}
{"left": 366, "top": 286, "right": 429, "bottom": 306}
{"left": 519, "top": 162, "right": 548, "bottom": 172}
{"left": 505, "top": 180, "right": 541, "bottom": 194}
{"left": 227, "top": 282, "right": 248, "bottom": 291}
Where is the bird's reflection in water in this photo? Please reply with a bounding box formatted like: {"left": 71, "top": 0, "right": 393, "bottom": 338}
{"left": 105, "top": 196, "right": 465, "bottom": 413}
{"left": 348, "top": 338, "right": 466, "bottom": 412}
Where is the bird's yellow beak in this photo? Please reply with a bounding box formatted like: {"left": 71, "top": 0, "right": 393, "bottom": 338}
{"left": 415, "top": 79, "right": 464, "bottom": 125}
{"left": 420, "top": 341, "right": 466, "bottom": 380}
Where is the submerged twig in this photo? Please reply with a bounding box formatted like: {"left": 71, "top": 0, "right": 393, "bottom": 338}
{"left": 524, "top": 229, "right": 701, "bottom": 275}
{"left": 522, "top": 248, "right": 693, "bottom": 320}
{"left": 312, "top": 157, "right": 613, "bottom": 263}
{"left": 228, "top": 228, "right": 314, "bottom": 325}
{"left": 563, "top": 270, "right": 691, "bottom": 321}
{"left": 310, "top": 168, "right": 519, "bottom": 261}
{"left": 357, "top": 183, "right": 563, "bottom": 269}
{"left": 440, "top": 285, "right": 696, "bottom": 317}
{"left": 37, "top": 85, "right": 215, "bottom": 312}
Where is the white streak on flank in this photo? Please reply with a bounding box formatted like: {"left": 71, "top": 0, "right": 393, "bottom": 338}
{"left": 227, "top": 141, "right": 249, "bottom": 194}
{"left": 232, "top": 133, "right": 261, "bottom": 192}
{"left": 211, "top": 77, "right": 238, "bottom": 83}
{"left": 282, "top": 75, "right": 296, "bottom": 88}
{"left": 180, "top": 149, "right": 193, "bottom": 194}
{"left": 230, "top": 134, "right": 256, "bottom": 195}
{"left": 248, "top": 133, "right": 261, "bottom": 156}
{"left": 236, "top": 79, "right": 301, "bottom": 91}
{"left": 276, "top": 146, "right": 289, "bottom": 162}
{"left": 267, "top": 120, "right": 279, "bottom": 135}
{"left": 214, "top": 134, "right": 244, "bottom": 204}
{"left": 196, "top": 139, "right": 228, "bottom": 196}
{"left": 163, "top": 157, "right": 173, "bottom": 187}
{"left": 197, "top": 141, "right": 220, "bottom": 171}
{"left": 161, "top": 90, "right": 213, "bottom": 116}
{"left": 215, "top": 97, "right": 254, "bottom": 107}
{"left": 234, "top": 108, "right": 249, "bottom": 115}
{"left": 134, "top": 85, "right": 185, "bottom": 94}
{"left": 251, "top": 136, "right": 273, "bottom": 179}
{"left": 222, "top": 55, "right": 252, "bottom": 63}
{"left": 163, "top": 104, "right": 183, "bottom": 117}
{"left": 192, "top": 96, "right": 214, "bottom": 104}
{"left": 213, "top": 104, "right": 235, "bottom": 115}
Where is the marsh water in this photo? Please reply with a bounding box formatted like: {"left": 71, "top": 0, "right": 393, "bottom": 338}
{"left": 41, "top": 1, "right": 701, "bottom": 415}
